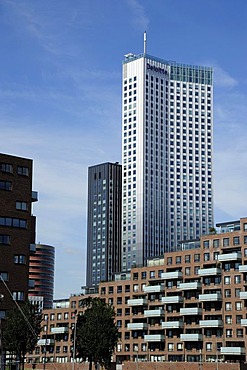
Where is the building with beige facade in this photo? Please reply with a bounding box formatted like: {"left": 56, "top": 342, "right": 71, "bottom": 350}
{"left": 29, "top": 217, "right": 247, "bottom": 367}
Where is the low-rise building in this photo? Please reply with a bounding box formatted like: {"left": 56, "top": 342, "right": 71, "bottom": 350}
{"left": 30, "top": 217, "right": 247, "bottom": 366}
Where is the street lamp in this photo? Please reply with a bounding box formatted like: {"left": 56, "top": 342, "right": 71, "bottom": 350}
{"left": 72, "top": 310, "right": 77, "bottom": 370}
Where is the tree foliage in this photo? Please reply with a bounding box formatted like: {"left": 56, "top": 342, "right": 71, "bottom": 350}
{"left": 75, "top": 297, "right": 119, "bottom": 370}
{"left": 2, "top": 301, "right": 42, "bottom": 370}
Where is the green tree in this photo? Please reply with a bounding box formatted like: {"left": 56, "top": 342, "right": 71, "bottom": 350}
{"left": 75, "top": 297, "right": 119, "bottom": 370}
{"left": 2, "top": 301, "right": 42, "bottom": 370}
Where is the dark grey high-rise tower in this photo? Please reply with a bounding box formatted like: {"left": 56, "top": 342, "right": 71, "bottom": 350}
{"left": 86, "top": 162, "right": 122, "bottom": 287}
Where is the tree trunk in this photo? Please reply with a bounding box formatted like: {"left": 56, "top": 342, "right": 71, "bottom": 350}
{"left": 89, "top": 359, "right": 93, "bottom": 370}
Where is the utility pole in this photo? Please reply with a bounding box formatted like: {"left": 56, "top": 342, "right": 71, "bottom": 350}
{"left": 0, "top": 294, "right": 4, "bottom": 370}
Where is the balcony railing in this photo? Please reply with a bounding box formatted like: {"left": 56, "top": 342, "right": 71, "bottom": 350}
{"left": 144, "top": 334, "right": 165, "bottom": 342}
{"left": 161, "top": 271, "right": 183, "bottom": 280}
{"left": 178, "top": 281, "right": 202, "bottom": 290}
{"left": 199, "top": 292, "right": 222, "bottom": 301}
{"left": 162, "top": 296, "right": 183, "bottom": 304}
{"left": 143, "top": 284, "right": 165, "bottom": 293}
{"left": 199, "top": 319, "right": 223, "bottom": 327}
{"left": 162, "top": 321, "right": 183, "bottom": 329}
{"left": 198, "top": 267, "right": 221, "bottom": 276}
{"left": 180, "top": 307, "right": 202, "bottom": 315}
{"left": 127, "top": 298, "right": 148, "bottom": 306}
{"left": 127, "top": 323, "right": 148, "bottom": 330}
{"left": 220, "top": 347, "right": 245, "bottom": 355}
{"left": 217, "top": 252, "right": 242, "bottom": 262}
{"left": 144, "top": 309, "right": 164, "bottom": 317}
{"left": 180, "top": 333, "right": 202, "bottom": 341}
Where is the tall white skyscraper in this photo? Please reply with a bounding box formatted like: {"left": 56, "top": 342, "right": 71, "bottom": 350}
{"left": 122, "top": 37, "right": 213, "bottom": 271}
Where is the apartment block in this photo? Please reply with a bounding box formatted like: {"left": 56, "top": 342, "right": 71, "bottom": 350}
{"left": 0, "top": 153, "right": 37, "bottom": 319}
{"left": 30, "top": 217, "right": 247, "bottom": 366}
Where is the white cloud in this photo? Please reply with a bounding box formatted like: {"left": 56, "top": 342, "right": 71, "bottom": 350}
{"left": 213, "top": 64, "right": 238, "bottom": 88}
{"left": 127, "top": 0, "right": 149, "bottom": 30}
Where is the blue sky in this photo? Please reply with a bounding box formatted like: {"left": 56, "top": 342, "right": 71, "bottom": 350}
{"left": 1, "top": 0, "right": 247, "bottom": 298}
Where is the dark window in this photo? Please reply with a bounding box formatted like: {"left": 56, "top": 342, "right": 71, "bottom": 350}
{"left": 17, "top": 166, "right": 29, "bottom": 176}
{"left": 0, "top": 235, "right": 10, "bottom": 245}
{"left": 0, "top": 181, "right": 12, "bottom": 191}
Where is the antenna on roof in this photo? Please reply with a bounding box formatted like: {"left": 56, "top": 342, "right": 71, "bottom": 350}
{"left": 144, "top": 31, "right": 147, "bottom": 54}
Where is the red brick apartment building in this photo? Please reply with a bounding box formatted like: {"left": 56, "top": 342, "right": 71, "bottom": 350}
{"left": 29, "top": 217, "right": 247, "bottom": 369}
{"left": 0, "top": 153, "right": 37, "bottom": 319}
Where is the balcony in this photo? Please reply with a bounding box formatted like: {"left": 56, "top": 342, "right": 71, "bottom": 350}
{"left": 239, "top": 265, "right": 247, "bottom": 273}
{"left": 198, "top": 267, "right": 221, "bottom": 276}
{"left": 178, "top": 281, "right": 202, "bottom": 290}
{"left": 220, "top": 347, "right": 245, "bottom": 356}
{"left": 144, "top": 334, "right": 165, "bottom": 342}
{"left": 241, "top": 319, "right": 247, "bottom": 326}
{"left": 143, "top": 284, "right": 165, "bottom": 293}
{"left": 51, "top": 327, "right": 69, "bottom": 334}
{"left": 199, "top": 292, "right": 222, "bottom": 301}
{"left": 127, "top": 298, "right": 148, "bottom": 306}
{"left": 239, "top": 292, "right": 247, "bottom": 299}
{"left": 127, "top": 323, "right": 148, "bottom": 330}
{"left": 162, "top": 321, "right": 183, "bottom": 329}
{"left": 32, "top": 191, "right": 38, "bottom": 202}
{"left": 217, "top": 252, "right": 242, "bottom": 262}
{"left": 162, "top": 296, "right": 183, "bottom": 304}
{"left": 144, "top": 309, "right": 164, "bottom": 317}
{"left": 199, "top": 320, "right": 223, "bottom": 328}
{"left": 180, "top": 333, "right": 202, "bottom": 341}
{"left": 180, "top": 307, "right": 202, "bottom": 316}
{"left": 161, "top": 271, "right": 183, "bottom": 280}
{"left": 37, "top": 339, "right": 54, "bottom": 346}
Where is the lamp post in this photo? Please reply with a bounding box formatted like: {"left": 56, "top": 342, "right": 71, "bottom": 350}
{"left": 72, "top": 310, "right": 77, "bottom": 370}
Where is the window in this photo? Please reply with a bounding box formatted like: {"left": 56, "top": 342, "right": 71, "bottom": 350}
{"left": 206, "top": 343, "right": 212, "bottom": 351}
{"left": 244, "top": 223, "right": 247, "bottom": 231}
{"left": 226, "top": 329, "right": 232, "bottom": 337}
{"left": 57, "top": 313, "right": 62, "bottom": 320}
{"left": 50, "top": 313, "right": 55, "bottom": 321}
{"left": 213, "top": 239, "right": 219, "bottom": 248}
{"left": 168, "top": 343, "right": 174, "bottom": 352}
{"left": 117, "top": 297, "right": 122, "bottom": 305}
{"left": 176, "top": 256, "right": 181, "bottom": 264}
{"left": 0, "top": 235, "right": 10, "bottom": 245}
{"left": 236, "top": 302, "right": 242, "bottom": 311}
{"left": 235, "top": 288, "right": 241, "bottom": 298}
{"left": 177, "top": 343, "right": 183, "bottom": 351}
{"left": 204, "top": 253, "right": 210, "bottom": 261}
{"left": 224, "top": 276, "right": 231, "bottom": 285}
{"left": 117, "top": 320, "right": 122, "bottom": 328}
{"left": 16, "top": 201, "right": 28, "bottom": 211}
{"left": 223, "top": 238, "right": 229, "bottom": 247}
{"left": 150, "top": 271, "right": 155, "bottom": 278}
{"left": 0, "top": 272, "right": 8, "bottom": 281}
{"left": 203, "top": 240, "right": 209, "bottom": 248}
{"left": 225, "top": 316, "right": 232, "bottom": 325}
{"left": 0, "top": 181, "right": 12, "bottom": 191}
{"left": 141, "top": 271, "right": 146, "bottom": 279}
{"left": 1, "top": 163, "right": 13, "bottom": 173}
{"left": 224, "top": 289, "right": 231, "bottom": 298}
{"left": 185, "top": 255, "right": 191, "bottom": 263}
{"left": 233, "top": 236, "right": 240, "bottom": 245}
{"left": 194, "top": 254, "right": 200, "bottom": 262}
{"left": 13, "top": 255, "right": 26, "bottom": 264}
{"left": 167, "top": 257, "right": 172, "bottom": 265}
{"left": 117, "top": 286, "right": 122, "bottom": 293}
{"left": 237, "top": 329, "right": 243, "bottom": 338}
{"left": 0, "top": 217, "right": 27, "bottom": 228}
{"left": 185, "top": 267, "right": 191, "bottom": 276}
{"left": 12, "top": 291, "right": 24, "bottom": 301}
{"left": 17, "top": 166, "right": 29, "bottom": 176}
{"left": 109, "top": 286, "right": 114, "bottom": 294}
{"left": 225, "top": 302, "right": 232, "bottom": 311}
{"left": 0, "top": 311, "right": 6, "bottom": 319}
{"left": 236, "top": 315, "right": 242, "bottom": 324}
{"left": 235, "top": 275, "right": 241, "bottom": 284}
